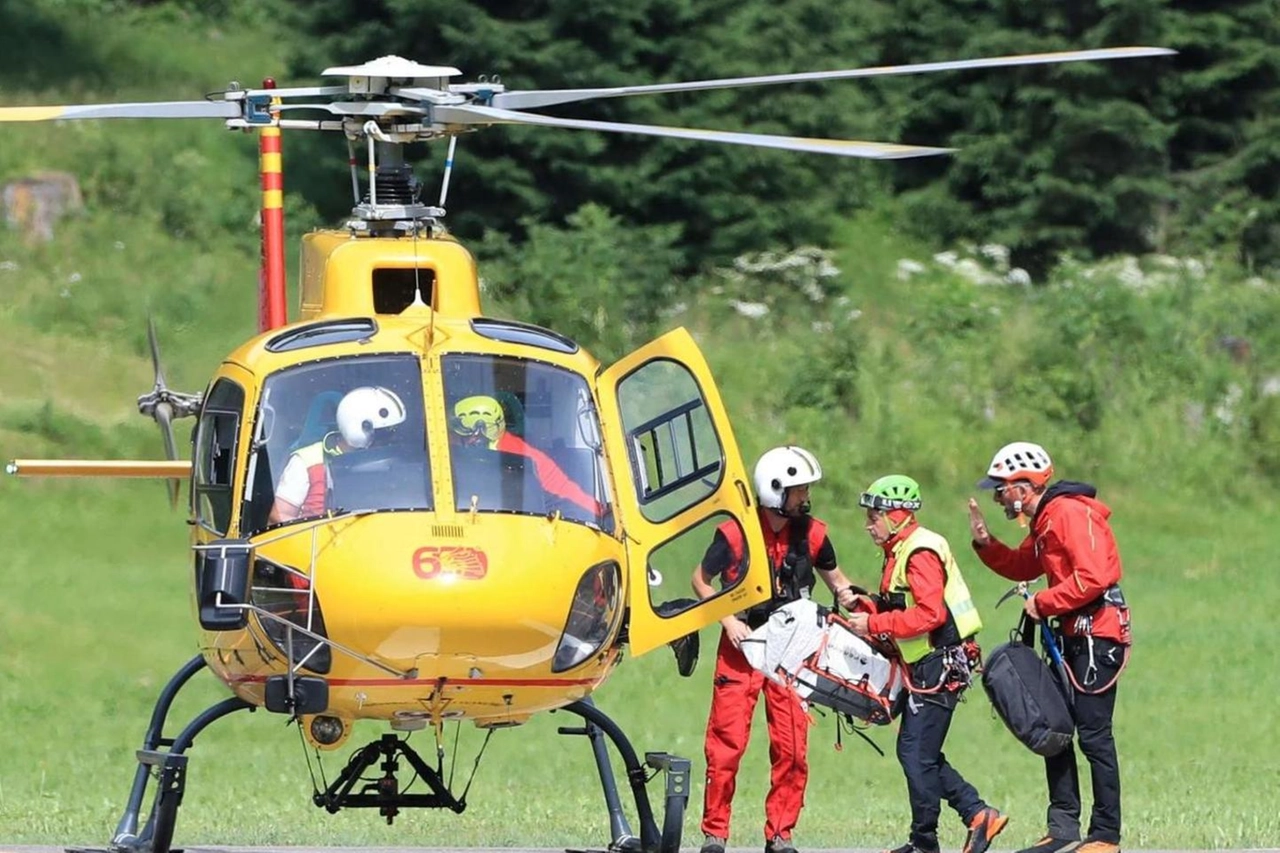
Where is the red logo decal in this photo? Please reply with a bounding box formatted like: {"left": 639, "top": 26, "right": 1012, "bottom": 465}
{"left": 412, "top": 546, "right": 489, "bottom": 580}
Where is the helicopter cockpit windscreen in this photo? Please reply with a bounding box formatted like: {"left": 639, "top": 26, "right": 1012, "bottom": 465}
{"left": 243, "top": 355, "right": 430, "bottom": 533}
{"left": 442, "top": 354, "right": 612, "bottom": 530}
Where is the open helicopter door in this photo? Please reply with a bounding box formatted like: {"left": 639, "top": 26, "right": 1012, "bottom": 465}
{"left": 597, "top": 327, "right": 771, "bottom": 656}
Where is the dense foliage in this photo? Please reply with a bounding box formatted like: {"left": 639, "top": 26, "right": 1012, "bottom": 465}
{"left": 276, "top": 0, "right": 1279, "bottom": 276}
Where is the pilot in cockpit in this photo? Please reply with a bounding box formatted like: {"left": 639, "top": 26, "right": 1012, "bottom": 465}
{"left": 269, "top": 386, "right": 407, "bottom": 524}
{"left": 450, "top": 394, "right": 603, "bottom": 518}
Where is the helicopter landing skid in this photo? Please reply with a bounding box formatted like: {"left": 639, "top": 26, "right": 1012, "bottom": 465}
{"left": 312, "top": 732, "right": 466, "bottom": 823}
{"left": 560, "top": 699, "right": 689, "bottom": 853}
{"left": 69, "top": 654, "right": 255, "bottom": 853}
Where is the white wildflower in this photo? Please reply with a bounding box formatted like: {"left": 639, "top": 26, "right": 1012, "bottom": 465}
{"left": 730, "top": 300, "right": 769, "bottom": 319}
{"left": 0, "top": 260, "right": 17, "bottom": 272}
{"left": 811, "top": 320, "right": 834, "bottom": 334}
{"left": 980, "top": 243, "right": 1010, "bottom": 269}
{"left": 896, "top": 259, "right": 926, "bottom": 281}
{"left": 955, "top": 258, "right": 997, "bottom": 285}
{"left": 114, "top": 241, "right": 126, "bottom": 250}
{"left": 1213, "top": 384, "right": 1243, "bottom": 426}
{"left": 68, "top": 272, "right": 82, "bottom": 283}
{"left": 1006, "top": 268, "right": 1032, "bottom": 287}
{"left": 933, "top": 251, "right": 958, "bottom": 268}
{"left": 1117, "top": 257, "right": 1145, "bottom": 288}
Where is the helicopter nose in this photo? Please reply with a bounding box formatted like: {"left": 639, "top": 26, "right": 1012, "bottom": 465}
{"left": 255, "top": 513, "right": 621, "bottom": 677}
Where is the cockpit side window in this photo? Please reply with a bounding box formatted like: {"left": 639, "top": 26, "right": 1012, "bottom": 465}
{"left": 442, "top": 354, "right": 613, "bottom": 531}
{"left": 243, "top": 354, "right": 430, "bottom": 534}
{"left": 194, "top": 378, "right": 245, "bottom": 535}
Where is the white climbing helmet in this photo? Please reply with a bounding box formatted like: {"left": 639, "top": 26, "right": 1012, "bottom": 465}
{"left": 978, "top": 441, "right": 1054, "bottom": 488}
{"left": 336, "top": 386, "right": 407, "bottom": 449}
{"left": 752, "top": 445, "right": 822, "bottom": 510}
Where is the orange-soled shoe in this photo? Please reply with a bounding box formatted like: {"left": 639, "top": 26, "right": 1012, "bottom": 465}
{"left": 1075, "top": 841, "right": 1120, "bottom": 853}
{"left": 1015, "top": 837, "right": 1081, "bottom": 853}
{"left": 963, "top": 807, "right": 1009, "bottom": 853}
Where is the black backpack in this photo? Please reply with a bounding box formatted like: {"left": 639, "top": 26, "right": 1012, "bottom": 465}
{"left": 981, "top": 616, "right": 1075, "bottom": 757}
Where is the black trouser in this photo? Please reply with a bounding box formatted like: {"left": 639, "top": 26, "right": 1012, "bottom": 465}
{"left": 897, "top": 658, "right": 986, "bottom": 850}
{"left": 1044, "top": 637, "right": 1126, "bottom": 844}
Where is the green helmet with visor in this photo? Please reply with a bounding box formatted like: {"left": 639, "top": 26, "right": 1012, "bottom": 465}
{"left": 859, "top": 474, "right": 922, "bottom": 512}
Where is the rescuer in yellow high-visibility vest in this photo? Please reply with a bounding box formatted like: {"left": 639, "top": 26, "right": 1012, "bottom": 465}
{"left": 847, "top": 475, "right": 1006, "bottom": 853}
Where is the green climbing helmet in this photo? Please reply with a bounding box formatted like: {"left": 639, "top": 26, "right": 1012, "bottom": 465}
{"left": 859, "top": 474, "right": 922, "bottom": 512}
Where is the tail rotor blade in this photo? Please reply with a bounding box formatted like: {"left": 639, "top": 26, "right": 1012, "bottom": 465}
{"left": 154, "top": 402, "right": 180, "bottom": 508}
{"left": 147, "top": 315, "right": 167, "bottom": 392}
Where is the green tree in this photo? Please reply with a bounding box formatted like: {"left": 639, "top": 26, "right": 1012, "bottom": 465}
{"left": 1160, "top": 0, "right": 1280, "bottom": 269}
{"left": 858, "top": 0, "right": 1174, "bottom": 276}
{"left": 475, "top": 203, "right": 682, "bottom": 361}
{"left": 280, "top": 0, "right": 893, "bottom": 267}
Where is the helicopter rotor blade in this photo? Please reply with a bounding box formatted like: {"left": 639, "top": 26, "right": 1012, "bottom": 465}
{"left": 434, "top": 104, "right": 952, "bottom": 160}
{"left": 489, "top": 46, "right": 1176, "bottom": 111}
{"left": 147, "top": 315, "right": 168, "bottom": 392}
{"left": 154, "top": 402, "right": 180, "bottom": 508}
{"left": 0, "top": 100, "right": 240, "bottom": 124}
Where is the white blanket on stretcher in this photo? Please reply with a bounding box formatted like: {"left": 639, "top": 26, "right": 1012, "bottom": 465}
{"left": 739, "top": 599, "right": 902, "bottom": 713}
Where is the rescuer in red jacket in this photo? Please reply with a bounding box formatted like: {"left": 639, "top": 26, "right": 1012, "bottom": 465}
{"left": 968, "top": 442, "right": 1132, "bottom": 853}
{"left": 691, "top": 446, "right": 858, "bottom": 853}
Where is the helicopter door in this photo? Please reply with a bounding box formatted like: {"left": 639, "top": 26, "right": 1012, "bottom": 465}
{"left": 596, "top": 327, "right": 771, "bottom": 656}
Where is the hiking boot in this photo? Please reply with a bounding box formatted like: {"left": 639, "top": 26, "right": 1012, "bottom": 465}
{"left": 669, "top": 631, "right": 699, "bottom": 677}
{"left": 964, "top": 807, "right": 1009, "bottom": 853}
{"left": 766, "top": 836, "right": 797, "bottom": 853}
{"left": 701, "top": 836, "right": 726, "bottom": 853}
{"left": 1014, "top": 837, "right": 1081, "bottom": 853}
{"left": 882, "top": 843, "right": 940, "bottom": 853}
{"left": 1076, "top": 841, "right": 1119, "bottom": 853}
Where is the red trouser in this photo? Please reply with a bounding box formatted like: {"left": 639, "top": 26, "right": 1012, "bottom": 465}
{"left": 701, "top": 631, "right": 810, "bottom": 842}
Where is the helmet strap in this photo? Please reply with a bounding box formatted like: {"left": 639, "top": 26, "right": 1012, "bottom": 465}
{"left": 780, "top": 487, "right": 811, "bottom": 518}
{"left": 885, "top": 509, "right": 913, "bottom": 535}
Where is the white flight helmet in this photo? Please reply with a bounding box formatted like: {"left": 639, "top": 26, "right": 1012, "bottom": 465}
{"left": 978, "top": 441, "right": 1054, "bottom": 488}
{"left": 753, "top": 445, "right": 822, "bottom": 510}
{"left": 336, "top": 386, "right": 407, "bottom": 449}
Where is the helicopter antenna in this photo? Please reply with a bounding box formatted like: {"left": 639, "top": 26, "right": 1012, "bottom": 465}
{"left": 410, "top": 225, "right": 429, "bottom": 310}
{"left": 438, "top": 135, "right": 458, "bottom": 210}
{"left": 365, "top": 121, "right": 383, "bottom": 207}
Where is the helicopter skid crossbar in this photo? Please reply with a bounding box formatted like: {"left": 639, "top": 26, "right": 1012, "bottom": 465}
{"left": 313, "top": 733, "right": 465, "bottom": 823}
{"left": 70, "top": 655, "right": 255, "bottom": 853}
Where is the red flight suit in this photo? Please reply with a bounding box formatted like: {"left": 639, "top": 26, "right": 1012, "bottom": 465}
{"left": 699, "top": 509, "right": 835, "bottom": 843}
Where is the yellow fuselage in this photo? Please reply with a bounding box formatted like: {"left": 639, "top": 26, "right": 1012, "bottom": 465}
{"left": 193, "top": 228, "right": 623, "bottom": 728}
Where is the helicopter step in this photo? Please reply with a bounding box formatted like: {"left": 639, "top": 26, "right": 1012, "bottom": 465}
{"left": 68, "top": 655, "right": 255, "bottom": 853}
{"left": 559, "top": 699, "right": 689, "bottom": 853}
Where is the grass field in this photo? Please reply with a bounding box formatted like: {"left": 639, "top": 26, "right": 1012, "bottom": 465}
{"left": 1, "top": 448, "right": 1278, "bottom": 850}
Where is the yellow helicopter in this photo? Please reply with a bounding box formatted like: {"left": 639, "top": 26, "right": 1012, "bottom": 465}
{"left": 2, "top": 47, "right": 1172, "bottom": 853}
